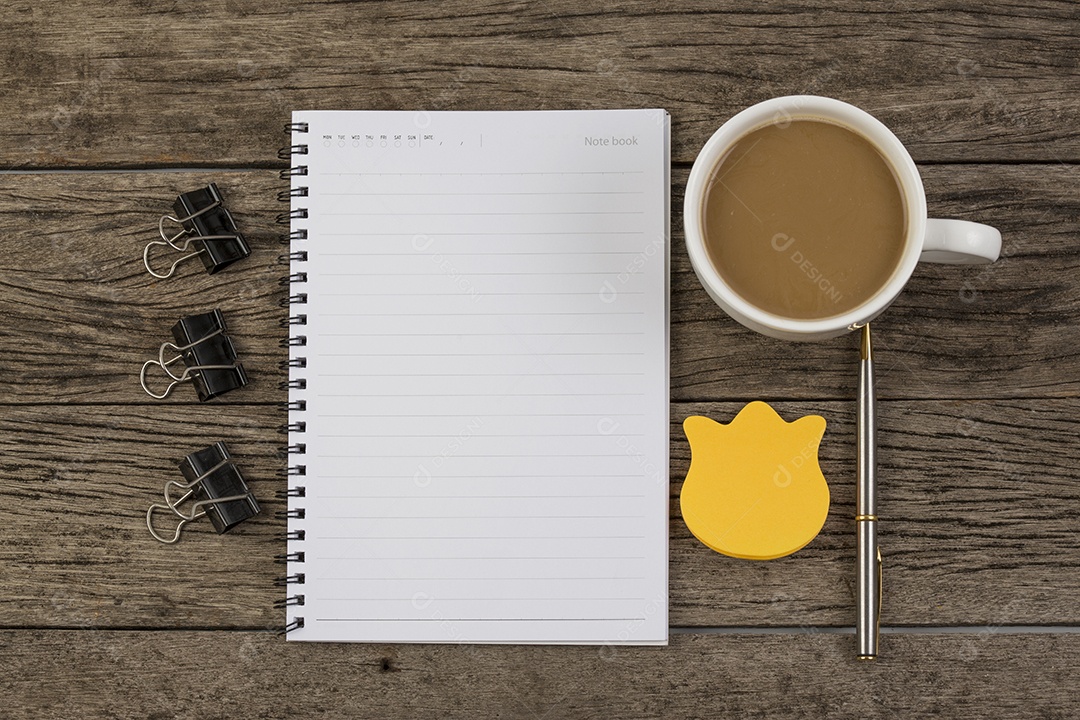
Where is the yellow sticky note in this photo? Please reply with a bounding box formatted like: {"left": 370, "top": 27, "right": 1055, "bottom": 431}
{"left": 680, "top": 402, "right": 830, "bottom": 561}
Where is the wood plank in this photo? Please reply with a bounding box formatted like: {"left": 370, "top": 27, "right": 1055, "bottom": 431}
{"left": 672, "top": 399, "right": 1080, "bottom": 628}
{"left": 3, "top": 1, "right": 1079, "bottom": 167}
{"left": 1, "top": 165, "right": 1077, "bottom": 404}
{"left": 2, "top": 629, "right": 1079, "bottom": 719}
{"left": 4, "top": 401, "right": 1078, "bottom": 629}
{"left": 671, "top": 162, "right": 1080, "bottom": 402}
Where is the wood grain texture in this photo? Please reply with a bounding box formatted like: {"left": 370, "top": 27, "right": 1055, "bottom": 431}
{"left": 0, "top": 405, "right": 284, "bottom": 631}
{"left": 4, "top": 400, "right": 1079, "bottom": 629}
{"left": 1, "top": 165, "right": 1077, "bottom": 404}
{"left": 2, "top": 629, "right": 1079, "bottom": 719}
{"left": 2, "top": 0, "right": 1078, "bottom": 168}
{"left": 3, "top": 1, "right": 1078, "bottom": 715}
{"left": 0, "top": 171, "right": 284, "bottom": 404}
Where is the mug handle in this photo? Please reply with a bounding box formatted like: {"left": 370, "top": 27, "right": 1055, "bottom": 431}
{"left": 921, "top": 219, "right": 1001, "bottom": 264}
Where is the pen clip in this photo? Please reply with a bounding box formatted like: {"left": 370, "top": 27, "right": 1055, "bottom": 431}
{"left": 875, "top": 546, "right": 883, "bottom": 642}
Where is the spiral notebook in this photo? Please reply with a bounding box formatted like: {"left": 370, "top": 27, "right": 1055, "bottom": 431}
{"left": 282, "top": 109, "right": 670, "bottom": 644}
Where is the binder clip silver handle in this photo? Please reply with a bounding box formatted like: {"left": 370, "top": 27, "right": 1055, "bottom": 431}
{"left": 145, "top": 205, "right": 219, "bottom": 278}
{"left": 158, "top": 201, "right": 222, "bottom": 250}
{"left": 139, "top": 325, "right": 237, "bottom": 399}
{"left": 163, "top": 458, "right": 229, "bottom": 507}
{"left": 146, "top": 487, "right": 254, "bottom": 544}
{"left": 143, "top": 239, "right": 205, "bottom": 279}
{"left": 145, "top": 492, "right": 252, "bottom": 544}
{"left": 157, "top": 328, "right": 224, "bottom": 380}
{"left": 139, "top": 357, "right": 238, "bottom": 399}
{"left": 170, "top": 489, "right": 253, "bottom": 523}
{"left": 146, "top": 490, "right": 202, "bottom": 544}
{"left": 142, "top": 232, "right": 242, "bottom": 278}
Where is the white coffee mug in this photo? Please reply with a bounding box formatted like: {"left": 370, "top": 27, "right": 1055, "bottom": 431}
{"left": 684, "top": 95, "right": 1002, "bottom": 341}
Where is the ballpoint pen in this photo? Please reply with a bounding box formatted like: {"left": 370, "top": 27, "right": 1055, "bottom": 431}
{"left": 857, "top": 323, "right": 881, "bottom": 660}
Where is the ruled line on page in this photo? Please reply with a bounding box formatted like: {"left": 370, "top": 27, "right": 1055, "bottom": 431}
{"left": 319, "top": 311, "right": 643, "bottom": 316}
{"left": 315, "top": 377, "right": 643, "bottom": 382}
{"left": 321, "top": 231, "right": 646, "bottom": 236}
{"left": 323, "top": 211, "right": 646, "bottom": 216}
{"left": 318, "top": 555, "right": 645, "bottom": 560}
{"left": 318, "top": 454, "right": 642, "bottom": 459}
{"left": 319, "top": 597, "right": 645, "bottom": 601}
{"left": 318, "top": 271, "right": 643, "bottom": 276}
{"left": 316, "top": 474, "right": 644, "bottom": 479}
{"left": 316, "top": 412, "right": 646, "bottom": 417}
{"left": 314, "top": 618, "right": 647, "bottom": 623}
{"left": 318, "top": 577, "right": 647, "bottom": 581}
{"left": 315, "top": 621, "right": 648, "bottom": 626}
{"left": 315, "top": 405, "right": 643, "bottom": 410}
{"left": 317, "top": 353, "right": 645, "bottom": 357}
{"left": 318, "top": 170, "right": 647, "bottom": 176}
{"left": 321, "top": 190, "right": 645, "bottom": 196}
{"left": 317, "top": 293, "right": 639, "bottom": 300}
{"left": 318, "top": 494, "right": 646, "bottom": 499}
{"left": 321, "top": 251, "right": 645, "bottom": 256}
{"left": 311, "top": 532, "right": 649, "bottom": 540}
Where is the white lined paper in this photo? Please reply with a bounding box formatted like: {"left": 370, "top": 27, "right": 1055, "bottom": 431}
{"left": 287, "top": 110, "right": 669, "bottom": 644}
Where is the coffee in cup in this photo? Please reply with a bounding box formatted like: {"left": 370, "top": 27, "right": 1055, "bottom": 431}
{"left": 684, "top": 96, "right": 1002, "bottom": 341}
{"left": 703, "top": 118, "right": 906, "bottom": 320}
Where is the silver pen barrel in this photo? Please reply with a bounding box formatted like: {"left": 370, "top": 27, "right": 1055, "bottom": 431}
{"left": 856, "top": 323, "right": 880, "bottom": 660}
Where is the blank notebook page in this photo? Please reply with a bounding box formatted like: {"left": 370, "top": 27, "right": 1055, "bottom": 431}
{"left": 286, "top": 109, "right": 669, "bottom": 644}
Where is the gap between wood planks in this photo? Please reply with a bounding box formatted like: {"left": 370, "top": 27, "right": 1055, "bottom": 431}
{"left": 0, "top": 397, "right": 1072, "bottom": 408}
{"left": 4, "top": 625, "right": 1080, "bottom": 634}
{"left": 1, "top": 159, "right": 1078, "bottom": 175}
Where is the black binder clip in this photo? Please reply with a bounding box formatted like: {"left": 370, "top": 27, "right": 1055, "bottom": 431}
{"left": 147, "top": 442, "right": 261, "bottom": 544}
{"left": 140, "top": 309, "right": 248, "bottom": 401}
{"left": 144, "top": 183, "right": 251, "bottom": 278}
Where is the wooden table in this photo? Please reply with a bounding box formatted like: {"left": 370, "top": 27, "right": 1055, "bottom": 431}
{"left": 3, "top": 2, "right": 1079, "bottom": 717}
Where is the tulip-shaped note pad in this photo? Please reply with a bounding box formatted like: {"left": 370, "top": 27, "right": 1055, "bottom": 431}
{"left": 681, "top": 402, "right": 830, "bottom": 560}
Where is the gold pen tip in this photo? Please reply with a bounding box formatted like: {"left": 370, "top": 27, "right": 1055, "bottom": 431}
{"left": 860, "top": 324, "right": 872, "bottom": 361}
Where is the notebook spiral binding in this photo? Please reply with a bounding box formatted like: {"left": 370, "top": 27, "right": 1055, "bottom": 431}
{"left": 277, "top": 121, "right": 309, "bottom": 635}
